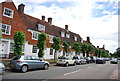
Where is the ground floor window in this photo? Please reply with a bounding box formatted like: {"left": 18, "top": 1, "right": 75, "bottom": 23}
{"left": 9, "top": 43, "right": 14, "bottom": 52}
{"left": 9, "top": 43, "right": 25, "bottom": 53}
{"left": 32, "top": 45, "right": 37, "bottom": 53}
{"left": 50, "top": 48, "right": 53, "bottom": 55}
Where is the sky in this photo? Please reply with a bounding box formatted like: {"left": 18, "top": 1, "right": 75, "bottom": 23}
{"left": 1, "top": 0, "right": 119, "bottom": 53}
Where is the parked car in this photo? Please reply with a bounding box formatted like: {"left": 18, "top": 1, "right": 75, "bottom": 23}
{"left": 73, "top": 56, "right": 87, "bottom": 65}
{"left": 110, "top": 58, "right": 118, "bottom": 64}
{"left": 96, "top": 58, "right": 106, "bottom": 64}
{"left": 85, "top": 57, "right": 92, "bottom": 63}
{"left": 0, "top": 63, "right": 5, "bottom": 74}
{"left": 9, "top": 55, "right": 49, "bottom": 73}
{"left": 103, "top": 58, "right": 110, "bottom": 61}
{"left": 56, "top": 56, "right": 76, "bottom": 67}
{"left": 118, "top": 57, "right": 120, "bottom": 60}
{"left": 90, "top": 56, "right": 97, "bottom": 63}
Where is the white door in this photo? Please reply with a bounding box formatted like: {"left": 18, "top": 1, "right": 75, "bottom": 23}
{"left": 1, "top": 41, "right": 8, "bottom": 54}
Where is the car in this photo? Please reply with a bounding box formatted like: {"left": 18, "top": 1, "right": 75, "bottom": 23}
{"left": 90, "top": 56, "right": 97, "bottom": 63}
{"left": 85, "top": 57, "right": 92, "bottom": 63}
{"left": 118, "top": 57, "right": 120, "bottom": 60}
{"left": 56, "top": 56, "right": 76, "bottom": 67}
{"left": 73, "top": 56, "right": 87, "bottom": 65}
{"left": 9, "top": 55, "right": 49, "bottom": 73}
{"left": 96, "top": 58, "right": 106, "bottom": 64}
{"left": 0, "top": 63, "right": 5, "bottom": 74}
{"left": 110, "top": 58, "right": 118, "bottom": 64}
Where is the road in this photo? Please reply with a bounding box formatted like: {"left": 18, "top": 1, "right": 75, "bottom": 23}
{"left": 2, "top": 61, "right": 118, "bottom": 80}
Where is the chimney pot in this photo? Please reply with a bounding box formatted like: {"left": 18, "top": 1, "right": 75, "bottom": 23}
{"left": 48, "top": 17, "right": 52, "bottom": 24}
{"left": 87, "top": 37, "right": 90, "bottom": 43}
{"left": 42, "top": 16, "right": 45, "bottom": 21}
{"left": 18, "top": 3, "right": 25, "bottom": 14}
{"left": 65, "top": 25, "right": 68, "bottom": 30}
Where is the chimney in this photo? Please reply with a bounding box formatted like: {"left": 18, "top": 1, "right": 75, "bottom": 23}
{"left": 87, "top": 37, "right": 90, "bottom": 42}
{"left": 65, "top": 25, "right": 68, "bottom": 30}
{"left": 48, "top": 17, "right": 52, "bottom": 24}
{"left": 18, "top": 3, "right": 25, "bottom": 14}
{"left": 97, "top": 46, "right": 99, "bottom": 48}
{"left": 42, "top": 16, "right": 45, "bottom": 21}
{"left": 102, "top": 45, "right": 105, "bottom": 49}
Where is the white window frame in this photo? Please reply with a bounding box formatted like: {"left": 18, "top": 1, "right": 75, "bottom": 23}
{"left": 38, "top": 24, "right": 45, "bottom": 31}
{"left": 49, "top": 35, "right": 54, "bottom": 43}
{"left": 9, "top": 43, "right": 25, "bottom": 53}
{"left": 32, "top": 45, "right": 37, "bottom": 53}
{"left": 66, "top": 34, "right": 70, "bottom": 38}
{"left": 50, "top": 48, "right": 53, "bottom": 55}
{"left": 32, "top": 32, "right": 39, "bottom": 40}
{"left": 74, "top": 36, "right": 77, "bottom": 41}
{"left": 61, "top": 32, "right": 65, "bottom": 37}
{"left": 9, "top": 43, "right": 14, "bottom": 53}
{"left": 3, "top": 7, "right": 14, "bottom": 18}
{"left": 1, "top": 23, "right": 11, "bottom": 35}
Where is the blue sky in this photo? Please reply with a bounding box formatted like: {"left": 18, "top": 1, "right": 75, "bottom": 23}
{"left": 1, "top": 0, "right": 119, "bottom": 53}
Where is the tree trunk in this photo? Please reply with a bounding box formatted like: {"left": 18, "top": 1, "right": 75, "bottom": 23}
{"left": 54, "top": 50, "right": 57, "bottom": 60}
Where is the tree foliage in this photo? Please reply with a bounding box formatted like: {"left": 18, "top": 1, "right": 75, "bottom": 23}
{"left": 14, "top": 31, "right": 26, "bottom": 56}
{"left": 62, "top": 41, "right": 69, "bottom": 56}
{"left": 86, "top": 44, "right": 94, "bottom": 57}
{"left": 37, "top": 32, "right": 47, "bottom": 58}
{"left": 51, "top": 37, "right": 61, "bottom": 60}
{"left": 72, "top": 42, "right": 81, "bottom": 55}
{"left": 81, "top": 43, "right": 88, "bottom": 57}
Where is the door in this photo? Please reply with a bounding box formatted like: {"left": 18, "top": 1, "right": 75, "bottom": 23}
{"left": 1, "top": 41, "right": 8, "bottom": 54}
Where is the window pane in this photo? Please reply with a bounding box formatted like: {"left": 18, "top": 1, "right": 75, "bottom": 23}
{"left": 50, "top": 49, "right": 53, "bottom": 55}
{"left": 32, "top": 45, "right": 37, "bottom": 53}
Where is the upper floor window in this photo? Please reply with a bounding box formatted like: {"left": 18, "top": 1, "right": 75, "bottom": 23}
{"left": 38, "top": 24, "right": 45, "bottom": 31}
{"left": 1, "top": 23, "right": 11, "bottom": 35}
{"left": 66, "top": 34, "right": 70, "bottom": 38}
{"left": 74, "top": 36, "right": 77, "bottom": 41}
{"left": 32, "top": 32, "right": 39, "bottom": 40}
{"left": 49, "top": 35, "right": 54, "bottom": 43}
{"left": 3, "top": 7, "right": 14, "bottom": 18}
{"left": 61, "top": 32, "right": 65, "bottom": 37}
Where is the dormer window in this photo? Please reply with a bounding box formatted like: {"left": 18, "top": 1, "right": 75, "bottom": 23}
{"left": 74, "top": 36, "right": 77, "bottom": 41}
{"left": 61, "top": 32, "right": 65, "bottom": 37}
{"left": 66, "top": 34, "right": 70, "bottom": 38}
{"left": 38, "top": 24, "right": 45, "bottom": 31}
{"left": 3, "top": 7, "right": 14, "bottom": 18}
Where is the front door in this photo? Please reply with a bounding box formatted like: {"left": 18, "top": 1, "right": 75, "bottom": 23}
{"left": 1, "top": 41, "right": 8, "bottom": 54}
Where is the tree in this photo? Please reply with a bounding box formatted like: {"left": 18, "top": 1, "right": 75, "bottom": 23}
{"left": 81, "top": 43, "right": 88, "bottom": 57}
{"left": 72, "top": 42, "right": 81, "bottom": 56}
{"left": 14, "top": 31, "right": 26, "bottom": 56}
{"left": 51, "top": 37, "right": 61, "bottom": 60}
{"left": 86, "top": 44, "right": 94, "bottom": 57}
{"left": 116, "top": 47, "right": 120, "bottom": 57}
{"left": 62, "top": 41, "right": 69, "bottom": 56}
{"left": 95, "top": 49, "right": 99, "bottom": 57}
{"left": 37, "top": 32, "right": 47, "bottom": 58}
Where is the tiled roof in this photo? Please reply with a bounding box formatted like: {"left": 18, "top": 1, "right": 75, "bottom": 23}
{"left": 19, "top": 13, "right": 82, "bottom": 45}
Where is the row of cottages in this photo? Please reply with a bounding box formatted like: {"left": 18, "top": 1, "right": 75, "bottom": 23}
{"left": 0, "top": 0, "right": 85, "bottom": 59}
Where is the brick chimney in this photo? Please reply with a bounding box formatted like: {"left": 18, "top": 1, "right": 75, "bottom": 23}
{"left": 48, "top": 17, "right": 52, "bottom": 24}
{"left": 42, "top": 16, "right": 45, "bottom": 21}
{"left": 97, "top": 46, "right": 99, "bottom": 48}
{"left": 18, "top": 3, "right": 25, "bottom": 14}
{"left": 65, "top": 25, "right": 68, "bottom": 30}
{"left": 102, "top": 45, "right": 105, "bottom": 49}
{"left": 87, "top": 37, "right": 90, "bottom": 43}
